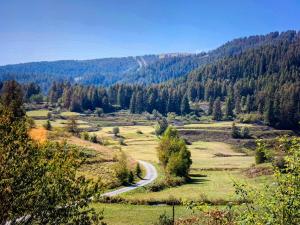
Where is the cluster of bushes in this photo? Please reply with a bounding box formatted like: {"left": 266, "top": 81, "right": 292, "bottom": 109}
{"left": 80, "top": 131, "right": 102, "bottom": 144}
{"left": 238, "top": 113, "right": 263, "bottom": 124}
{"left": 231, "top": 123, "right": 251, "bottom": 139}
{"left": 113, "top": 151, "right": 143, "bottom": 185}
{"left": 148, "top": 176, "right": 186, "bottom": 192}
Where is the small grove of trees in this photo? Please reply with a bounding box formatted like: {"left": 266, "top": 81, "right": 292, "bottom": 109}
{"left": 157, "top": 127, "right": 192, "bottom": 178}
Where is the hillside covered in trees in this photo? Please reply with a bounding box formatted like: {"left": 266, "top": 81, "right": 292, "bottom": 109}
{"left": 43, "top": 30, "right": 300, "bottom": 130}
{"left": 1, "top": 31, "right": 298, "bottom": 92}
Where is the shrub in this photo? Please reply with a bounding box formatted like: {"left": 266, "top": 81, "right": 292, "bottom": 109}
{"left": 112, "top": 127, "right": 120, "bottom": 136}
{"left": 90, "top": 134, "right": 98, "bottom": 143}
{"left": 153, "top": 212, "right": 173, "bottom": 225}
{"left": 273, "top": 156, "right": 287, "bottom": 172}
{"left": 136, "top": 130, "right": 143, "bottom": 134}
{"left": 95, "top": 108, "right": 103, "bottom": 117}
{"left": 155, "top": 117, "right": 168, "bottom": 136}
{"left": 43, "top": 120, "right": 52, "bottom": 130}
{"left": 118, "top": 137, "right": 126, "bottom": 145}
{"left": 81, "top": 131, "right": 90, "bottom": 141}
{"left": 114, "top": 151, "right": 129, "bottom": 185}
{"left": 238, "top": 113, "right": 262, "bottom": 124}
{"left": 128, "top": 171, "right": 134, "bottom": 184}
{"left": 235, "top": 137, "right": 300, "bottom": 225}
{"left": 135, "top": 163, "right": 142, "bottom": 177}
{"left": 231, "top": 123, "right": 240, "bottom": 138}
{"left": 255, "top": 141, "right": 268, "bottom": 164}
{"left": 47, "top": 112, "right": 52, "bottom": 120}
{"left": 241, "top": 127, "right": 250, "bottom": 138}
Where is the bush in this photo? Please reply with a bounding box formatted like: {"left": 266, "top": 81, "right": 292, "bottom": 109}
{"left": 238, "top": 113, "right": 262, "bottom": 124}
{"left": 231, "top": 123, "right": 240, "bottom": 138}
{"left": 128, "top": 171, "right": 134, "bottom": 184}
{"left": 255, "top": 141, "right": 268, "bottom": 164}
{"left": 90, "top": 134, "right": 98, "bottom": 143}
{"left": 95, "top": 108, "right": 103, "bottom": 117}
{"left": 155, "top": 117, "right": 168, "bottom": 136}
{"left": 136, "top": 130, "right": 143, "bottom": 134}
{"left": 118, "top": 137, "right": 126, "bottom": 145}
{"left": 114, "top": 151, "right": 129, "bottom": 185}
{"left": 241, "top": 127, "right": 250, "bottom": 138}
{"left": 112, "top": 127, "right": 120, "bottom": 136}
{"left": 81, "top": 132, "right": 90, "bottom": 141}
{"left": 273, "top": 156, "right": 287, "bottom": 172}
{"left": 135, "top": 163, "right": 142, "bottom": 177}
{"left": 153, "top": 212, "right": 173, "bottom": 225}
{"left": 43, "top": 120, "right": 52, "bottom": 130}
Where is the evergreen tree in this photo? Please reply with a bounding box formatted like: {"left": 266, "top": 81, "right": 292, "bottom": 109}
{"left": 225, "top": 96, "right": 234, "bottom": 119}
{"left": 180, "top": 94, "right": 190, "bottom": 115}
{"left": 208, "top": 97, "right": 214, "bottom": 115}
{"left": 212, "top": 98, "right": 223, "bottom": 121}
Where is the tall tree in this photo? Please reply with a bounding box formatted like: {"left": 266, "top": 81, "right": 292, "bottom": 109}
{"left": 212, "top": 98, "right": 223, "bottom": 121}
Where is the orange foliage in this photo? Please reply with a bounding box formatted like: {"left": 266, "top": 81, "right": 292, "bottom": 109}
{"left": 29, "top": 127, "right": 47, "bottom": 143}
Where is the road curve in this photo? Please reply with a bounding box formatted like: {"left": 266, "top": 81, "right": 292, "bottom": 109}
{"left": 102, "top": 160, "right": 157, "bottom": 197}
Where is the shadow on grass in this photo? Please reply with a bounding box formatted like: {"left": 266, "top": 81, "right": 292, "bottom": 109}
{"left": 188, "top": 173, "right": 209, "bottom": 184}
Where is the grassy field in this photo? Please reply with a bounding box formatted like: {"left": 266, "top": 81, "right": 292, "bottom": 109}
{"left": 183, "top": 121, "right": 254, "bottom": 128}
{"left": 26, "top": 110, "right": 50, "bottom": 117}
{"left": 90, "top": 125, "right": 159, "bottom": 162}
{"left": 86, "top": 123, "right": 270, "bottom": 204}
{"left": 92, "top": 203, "right": 199, "bottom": 225}
{"left": 34, "top": 119, "right": 90, "bottom": 128}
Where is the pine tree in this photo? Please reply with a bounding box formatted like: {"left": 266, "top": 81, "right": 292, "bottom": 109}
{"left": 212, "top": 98, "right": 223, "bottom": 121}
{"left": 245, "top": 95, "right": 252, "bottom": 113}
{"left": 208, "top": 97, "right": 214, "bottom": 115}
{"left": 180, "top": 94, "right": 190, "bottom": 115}
{"left": 235, "top": 96, "right": 241, "bottom": 114}
{"left": 225, "top": 96, "right": 234, "bottom": 119}
{"left": 129, "top": 92, "right": 137, "bottom": 114}
{"left": 264, "top": 98, "right": 274, "bottom": 126}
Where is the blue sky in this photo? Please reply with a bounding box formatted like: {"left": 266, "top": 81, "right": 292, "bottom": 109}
{"left": 0, "top": 0, "right": 299, "bottom": 65}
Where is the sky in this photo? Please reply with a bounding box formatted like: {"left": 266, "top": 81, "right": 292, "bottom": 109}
{"left": 0, "top": 0, "right": 300, "bottom": 65}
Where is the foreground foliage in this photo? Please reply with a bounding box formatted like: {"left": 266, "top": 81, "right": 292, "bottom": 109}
{"left": 0, "top": 81, "right": 105, "bottom": 224}
{"left": 235, "top": 137, "right": 300, "bottom": 225}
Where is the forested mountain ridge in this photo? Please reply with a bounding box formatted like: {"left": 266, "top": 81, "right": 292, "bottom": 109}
{"left": 1, "top": 31, "right": 298, "bottom": 91}
{"left": 41, "top": 30, "right": 300, "bottom": 129}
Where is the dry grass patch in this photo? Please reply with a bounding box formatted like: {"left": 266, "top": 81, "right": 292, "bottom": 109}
{"left": 29, "top": 127, "right": 47, "bottom": 143}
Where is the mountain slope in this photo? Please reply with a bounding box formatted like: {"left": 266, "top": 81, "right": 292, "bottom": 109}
{"left": 0, "top": 30, "right": 299, "bottom": 92}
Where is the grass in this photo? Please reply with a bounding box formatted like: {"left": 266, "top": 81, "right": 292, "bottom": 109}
{"left": 60, "top": 111, "right": 81, "bottom": 117}
{"left": 183, "top": 121, "right": 254, "bottom": 128}
{"left": 121, "top": 170, "right": 271, "bottom": 203}
{"left": 29, "top": 127, "right": 47, "bottom": 143}
{"left": 34, "top": 119, "right": 90, "bottom": 128}
{"left": 92, "top": 203, "right": 198, "bottom": 225}
{"left": 90, "top": 125, "right": 159, "bottom": 162}
{"left": 189, "top": 141, "right": 254, "bottom": 169}
{"left": 26, "top": 110, "right": 50, "bottom": 117}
